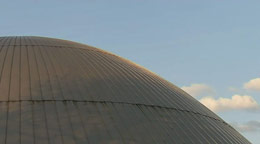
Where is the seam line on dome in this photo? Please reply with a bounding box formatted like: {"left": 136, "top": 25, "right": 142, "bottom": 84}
{"left": 0, "top": 45, "right": 121, "bottom": 58}
{"left": 0, "top": 99, "right": 231, "bottom": 127}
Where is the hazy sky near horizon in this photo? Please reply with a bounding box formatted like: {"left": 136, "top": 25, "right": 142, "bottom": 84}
{"left": 1, "top": 0, "right": 260, "bottom": 143}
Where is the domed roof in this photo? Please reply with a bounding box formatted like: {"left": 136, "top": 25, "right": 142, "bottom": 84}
{"left": 0, "top": 36, "right": 250, "bottom": 143}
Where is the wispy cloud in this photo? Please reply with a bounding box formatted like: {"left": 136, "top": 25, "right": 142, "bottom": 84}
{"left": 228, "top": 87, "right": 242, "bottom": 93}
{"left": 199, "top": 95, "right": 259, "bottom": 112}
{"left": 231, "top": 121, "right": 260, "bottom": 133}
{"left": 181, "top": 83, "right": 214, "bottom": 97}
{"left": 244, "top": 78, "right": 260, "bottom": 91}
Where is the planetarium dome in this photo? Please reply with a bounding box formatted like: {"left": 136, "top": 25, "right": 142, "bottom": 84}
{"left": 0, "top": 36, "right": 250, "bottom": 144}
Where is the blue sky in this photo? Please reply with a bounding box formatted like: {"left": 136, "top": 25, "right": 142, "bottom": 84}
{"left": 1, "top": 0, "right": 260, "bottom": 143}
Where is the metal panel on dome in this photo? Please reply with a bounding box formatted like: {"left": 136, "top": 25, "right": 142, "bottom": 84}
{"left": 0, "top": 36, "right": 251, "bottom": 144}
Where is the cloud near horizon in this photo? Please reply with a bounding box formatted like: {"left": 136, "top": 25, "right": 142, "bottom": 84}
{"left": 199, "top": 95, "right": 259, "bottom": 112}
{"left": 244, "top": 78, "right": 260, "bottom": 91}
{"left": 231, "top": 121, "right": 260, "bottom": 133}
{"left": 181, "top": 83, "right": 214, "bottom": 97}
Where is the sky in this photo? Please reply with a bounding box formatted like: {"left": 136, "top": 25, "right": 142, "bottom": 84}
{"left": 1, "top": 0, "right": 260, "bottom": 143}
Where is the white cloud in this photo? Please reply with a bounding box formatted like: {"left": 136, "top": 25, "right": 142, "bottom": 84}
{"left": 181, "top": 83, "right": 214, "bottom": 97}
{"left": 199, "top": 95, "right": 259, "bottom": 112}
{"left": 231, "top": 121, "right": 260, "bottom": 133}
{"left": 244, "top": 78, "right": 260, "bottom": 91}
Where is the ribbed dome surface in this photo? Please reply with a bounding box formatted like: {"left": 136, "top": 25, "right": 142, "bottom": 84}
{"left": 0, "top": 36, "right": 250, "bottom": 144}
